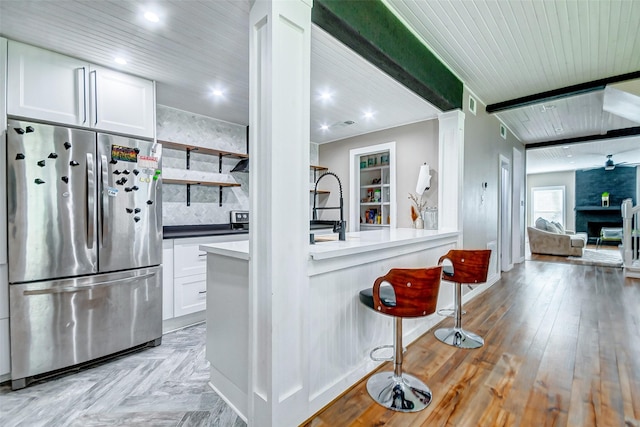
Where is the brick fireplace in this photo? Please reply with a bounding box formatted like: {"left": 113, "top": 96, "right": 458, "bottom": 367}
{"left": 574, "top": 167, "right": 636, "bottom": 241}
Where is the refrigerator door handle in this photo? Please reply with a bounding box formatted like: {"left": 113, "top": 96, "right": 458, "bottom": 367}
{"left": 101, "top": 154, "right": 109, "bottom": 248}
{"left": 86, "top": 153, "right": 95, "bottom": 249}
{"left": 22, "top": 272, "right": 157, "bottom": 296}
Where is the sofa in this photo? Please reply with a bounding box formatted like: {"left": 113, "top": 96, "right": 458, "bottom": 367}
{"left": 527, "top": 218, "right": 588, "bottom": 257}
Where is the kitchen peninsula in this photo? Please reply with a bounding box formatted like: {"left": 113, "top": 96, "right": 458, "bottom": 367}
{"left": 200, "top": 228, "right": 463, "bottom": 423}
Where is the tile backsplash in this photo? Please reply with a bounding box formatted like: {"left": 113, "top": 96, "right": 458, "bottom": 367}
{"left": 157, "top": 105, "right": 249, "bottom": 226}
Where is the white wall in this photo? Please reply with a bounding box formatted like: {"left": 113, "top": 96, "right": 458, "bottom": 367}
{"left": 461, "top": 89, "right": 526, "bottom": 254}
{"left": 318, "top": 120, "right": 439, "bottom": 229}
{"left": 527, "top": 171, "right": 576, "bottom": 230}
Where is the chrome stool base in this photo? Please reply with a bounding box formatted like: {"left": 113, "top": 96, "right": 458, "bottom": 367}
{"left": 434, "top": 327, "right": 484, "bottom": 349}
{"left": 366, "top": 372, "right": 432, "bottom": 412}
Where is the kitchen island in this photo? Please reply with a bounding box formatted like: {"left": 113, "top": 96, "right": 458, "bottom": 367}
{"left": 200, "top": 228, "right": 494, "bottom": 423}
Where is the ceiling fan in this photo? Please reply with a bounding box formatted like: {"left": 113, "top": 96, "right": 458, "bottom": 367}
{"left": 604, "top": 154, "right": 616, "bottom": 170}
{"left": 603, "top": 154, "right": 628, "bottom": 170}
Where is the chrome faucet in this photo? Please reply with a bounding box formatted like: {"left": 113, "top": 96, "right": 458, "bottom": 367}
{"left": 311, "top": 171, "right": 346, "bottom": 242}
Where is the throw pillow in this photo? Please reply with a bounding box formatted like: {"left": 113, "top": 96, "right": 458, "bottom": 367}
{"left": 535, "top": 217, "right": 548, "bottom": 230}
{"left": 552, "top": 221, "right": 565, "bottom": 234}
{"left": 546, "top": 222, "right": 560, "bottom": 233}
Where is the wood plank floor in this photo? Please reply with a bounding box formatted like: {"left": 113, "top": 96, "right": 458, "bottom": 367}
{"left": 0, "top": 323, "right": 245, "bottom": 427}
{"left": 304, "top": 260, "right": 640, "bottom": 427}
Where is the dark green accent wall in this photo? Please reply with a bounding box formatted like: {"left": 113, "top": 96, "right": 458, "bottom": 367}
{"left": 312, "top": 0, "right": 463, "bottom": 111}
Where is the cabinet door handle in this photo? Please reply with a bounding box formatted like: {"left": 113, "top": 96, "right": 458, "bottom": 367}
{"left": 198, "top": 253, "right": 207, "bottom": 257}
{"left": 79, "top": 67, "right": 87, "bottom": 124}
{"left": 91, "top": 70, "right": 98, "bottom": 125}
{"left": 198, "top": 290, "right": 207, "bottom": 294}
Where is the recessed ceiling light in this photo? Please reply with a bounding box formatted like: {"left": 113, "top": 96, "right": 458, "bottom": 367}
{"left": 319, "top": 91, "right": 333, "bottom": 102}
{"left": 363, "top": 111, "right": 374, "bottom": 120}
{"left": 320, "top": 124, "right": 329, "bottom": 131}
{"left": 562, "top": 146, "right": 569, "bottom": 149}
{"left": 144, "top": 11, "right": 160, "bottom": 23}
{"left": 114, "top": 57, "right": 127, "bottom": 65}
{"left": 567, "top": 154, "right": 573, "bottom": 158}
{"left": 555, "top": 127, "right": 563, "bottom": 133}
{"left": 212, "top": 89, "right": 224, "bottom": 97}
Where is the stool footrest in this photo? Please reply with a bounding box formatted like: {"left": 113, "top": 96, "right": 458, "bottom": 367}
{"left": 436, "top": 308, "right": 466, "bottom": 318}
{"left": 369, "top": 344, "right": 406, "bottom": 362}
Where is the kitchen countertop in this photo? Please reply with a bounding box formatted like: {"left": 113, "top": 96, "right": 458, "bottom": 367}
{"left": 199, "top": 228, "right": 459, "bottom": 261}
{"left": 163, "top": 224, "right": 248, "bottom": 239}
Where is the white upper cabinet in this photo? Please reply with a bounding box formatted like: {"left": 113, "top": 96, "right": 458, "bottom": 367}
{"left": 90, "top": 65, "right": 155, "bottom": 138}
{"left": 7, "top": 41, "right": 89, "bottom": 127}
{"left": 7, "top": 41, "right": 155, "bottom": 139}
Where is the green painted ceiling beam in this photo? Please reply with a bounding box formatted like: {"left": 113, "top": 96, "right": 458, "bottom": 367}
{"left": 312, "top": 0, "right": 463, "bottom": 111}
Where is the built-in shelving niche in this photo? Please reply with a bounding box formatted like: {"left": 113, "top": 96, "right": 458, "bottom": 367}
{"left": 159, "top": 140, "right": 248, "bottom": 207}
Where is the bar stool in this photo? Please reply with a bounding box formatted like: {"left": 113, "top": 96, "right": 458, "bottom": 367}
{"left": 358, "top": 266, "right": 442, "bottom": 412}
{"left": 434, "top": 249, "right": 491, "bottom": 349}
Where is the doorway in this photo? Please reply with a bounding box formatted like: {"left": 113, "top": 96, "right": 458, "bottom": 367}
{"left": 500, "top": 155, "right": 513, "bottom": 272}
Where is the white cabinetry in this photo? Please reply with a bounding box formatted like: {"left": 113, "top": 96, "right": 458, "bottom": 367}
{"left": 162, "top": 234, "right": 249, "bottom": 330}
{"left": 173, "top": 239, "right": 209, "bottom": 317}
{"left": 162, "top": 240, "right": 174, "bottom": 321}
{"left": 0, "top": 265, "right": 8, "bottom": 378}
{"left": 90, "top": 65, "right": 155, "bottom": 138}
{"left": 7, "top": 41, "right": 154, "bottom": 139}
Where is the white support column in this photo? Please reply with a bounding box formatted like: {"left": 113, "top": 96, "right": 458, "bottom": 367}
{"left": 438, "top": 110, "right": 465, "bottom": 241}
{"left": 248, "top": 1, "right": 312, "bottom": 426}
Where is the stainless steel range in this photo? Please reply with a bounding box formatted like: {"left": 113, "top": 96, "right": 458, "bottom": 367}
{"left": 230, "top": 210, "right": 249, "bottom": 230}
{"left": 6, "top": 119, "right": 163, "bottom": 389}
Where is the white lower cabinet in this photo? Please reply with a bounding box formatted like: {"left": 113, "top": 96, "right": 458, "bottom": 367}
{"left": 174, "top": 274, "right": 207, "bottom": 317}
{"left": 174, "top": 239, "right": 208, "bottom": 278}
{"left": 0, "top": 264, "right": 8, "bottom": 377}
{"left": 163, "top": 234, "right": 248, "bottom": 328}
{"left": 162, "top": 240, "right": 174, "bottom": 320}
{"left": 0, "top": 318, "right": 8, "bottom": 377}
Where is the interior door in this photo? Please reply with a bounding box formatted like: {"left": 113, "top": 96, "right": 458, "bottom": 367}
{"left": 6, "top": 120, "right": 97, "bottom": 283}
{"left": 500, "top": 156, "right": 513, "bottom": 272}
{"left": 97, "top": 133, "right": 162, "bottom": 273}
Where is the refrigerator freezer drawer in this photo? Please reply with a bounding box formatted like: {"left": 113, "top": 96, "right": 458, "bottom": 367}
{"left": 9, "top": 266, "right": 162, "bottom": 384}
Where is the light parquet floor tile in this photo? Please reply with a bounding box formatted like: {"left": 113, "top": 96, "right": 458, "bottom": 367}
{"left": 0, "top": 323, "right": 245, "bottom": 427}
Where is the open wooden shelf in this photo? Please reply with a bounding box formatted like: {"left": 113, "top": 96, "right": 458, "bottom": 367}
{"left": 159, "top": 140, "right": 248, "bottom": 159}
{"left": 164, "top": 178, "right": 240, "bottom": 187}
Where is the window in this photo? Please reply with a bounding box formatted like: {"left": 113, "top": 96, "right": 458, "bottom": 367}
{"left": 531, "top": 186, "right": 565, "bottom": 225}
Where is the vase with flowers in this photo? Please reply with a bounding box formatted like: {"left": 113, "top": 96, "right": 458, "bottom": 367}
{"left": 408, "top": 193, "right": 428, "bottom": 229}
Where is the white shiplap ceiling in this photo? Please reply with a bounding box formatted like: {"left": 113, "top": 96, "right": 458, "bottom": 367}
{"left": 1, "top": 0, "right": 639, "bottom": 172}
{"left": 0, "top": 0, "right": 439, "bottom": 145}
{"left": 385, "top": 0, "right": 640, "bottom": 173}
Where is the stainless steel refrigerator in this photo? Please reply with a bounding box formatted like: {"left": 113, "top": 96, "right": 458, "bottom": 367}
{"left": 6, "top": 119, "right": 163, "bottom": 389}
